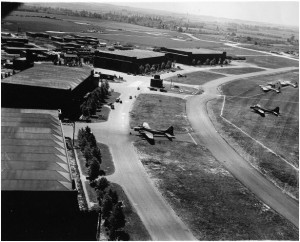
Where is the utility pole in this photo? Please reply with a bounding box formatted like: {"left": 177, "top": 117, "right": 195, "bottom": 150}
{"left": 72, "top": 121, "right": 75, "bottom": 147}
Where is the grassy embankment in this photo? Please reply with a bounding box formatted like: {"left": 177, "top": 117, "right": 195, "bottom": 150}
{"left": 130, "top": 93, "right": 298, "bottom": 240}
{"left": 208, "top": 71, "right": 299, "bottom": 199}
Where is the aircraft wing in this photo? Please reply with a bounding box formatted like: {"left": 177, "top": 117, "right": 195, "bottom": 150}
{"left": 143, "top": 131, "right": 154, "bottom": 141}
{"left": 259, "top": 85, "right": 270, "bottom": 91}
{"left": 165, "top": 133, "right": 175, "bottom": 140}
{"left": 142, "top": 122, "right": 151, "bottom": 129}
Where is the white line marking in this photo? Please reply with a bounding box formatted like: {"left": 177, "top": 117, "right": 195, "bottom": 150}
{"left": 220, "top": 95, "right": 298, "bottom": 171}
{"left": 188, "top": 133, "right": 197, "bottom": 145}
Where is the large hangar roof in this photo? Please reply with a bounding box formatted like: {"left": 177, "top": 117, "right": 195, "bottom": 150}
{"left": 98, "top": 49, "right": 165, "bottom": 59}
{"left": 1, "top": 108, "right": 73, "bottom": 191}
{"left": 170, "top": 48, "right": 224, "bottom": 54}
{"left": 1, "top": 63, "right": 92, "bottom": 90}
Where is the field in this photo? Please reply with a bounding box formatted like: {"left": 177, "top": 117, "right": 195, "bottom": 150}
{"left": 3, "top": 11, "right": 226, "bottom": 49}
{"left": 130, "top": 94, "right": 298, "bottom": 240}
{"left": 212, "top": 67, "right": 265, "bottom": 75}
{"left": 244, "top": 55, "right": 299, "bottom": 68}
{"left": 165, "top": 71, "right": 225, "bottom": 85}
{"left": 209, "top": 71, "right": 299, "bottom": 199}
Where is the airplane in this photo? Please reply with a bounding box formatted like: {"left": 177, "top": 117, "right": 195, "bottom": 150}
{"left": 259, "top": 83, "right": 281, "bottom": 93}
{"left": 177, "top": 73, "right": 187, "bottom": 78}
{"left": 279, "top": 80, "right": 298, "bottom": 88}
{"left": 250, "top": 104, "right": 280, "bottom": 117}
{"left": 133, "top": 122, "right": 175, "bottom": 143}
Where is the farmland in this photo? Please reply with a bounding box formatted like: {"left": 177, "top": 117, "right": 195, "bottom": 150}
{"left": 130, "top": 94, "right": 298, "bottom": 240}
{"left": 208, "top": 71, "right": 299, "bottom": 199}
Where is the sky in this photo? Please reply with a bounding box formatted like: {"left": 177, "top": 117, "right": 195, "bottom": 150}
{"left": 110, "top": 1, "right": 299, "bottom": 27}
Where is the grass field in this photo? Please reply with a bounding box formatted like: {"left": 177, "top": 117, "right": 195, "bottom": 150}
{"left": 3, "top": 11, "right": 225, "bottom": 49}
{"left": 244, "top": 55, "right": 299, "bottom": 68}
{"left": 165, "top": 71, "right": 225, "bottom": 85}
{"left": 212, "top": 67, "right": 265, "bottom": 75}
{"left": 130, "top": 94, "right": 298, "bottom": 240}
{"left": 209, "top": 71, "right": 299, "bottom": 199}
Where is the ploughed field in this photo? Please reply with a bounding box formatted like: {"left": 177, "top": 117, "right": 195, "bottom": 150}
{"left": 130, "top": 94, "right": 298, "bottom": 240}
{"left": 209, "top": 71, "right": 299, "bottom": 199}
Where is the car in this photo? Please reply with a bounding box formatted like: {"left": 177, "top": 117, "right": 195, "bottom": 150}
{"left": 137, "top": 87, "right": 140, "bottom": 90}
{"left": 111, "top": 104, "right": 115, "bottom": 109}
{"left": 116, "top": 98, "right": 120, "bottom": 103}
{"left": 129, "top": 96, "right": 132, "bottom": 99}
{"left": 120, "top": 100, "right": 123, "bottom": 104}
{"left": 149, "top": 87, "right": 157, "bottom": 91}
{"left": 160, "top": 89, "right": 167, "bottom": 92}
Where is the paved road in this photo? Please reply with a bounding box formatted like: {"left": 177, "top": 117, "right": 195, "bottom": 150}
{"left": 63, "top": 74, "right": 197, "bottom": 240}
{"left": 186, "top": 66, "right": 299, "bottom": 228}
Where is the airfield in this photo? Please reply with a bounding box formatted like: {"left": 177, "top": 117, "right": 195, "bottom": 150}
{"left": 63, "top": 63, "right": 299, "bottom": 240}
{"left": 2, "top": 9, "right": 299, "bottom": 240}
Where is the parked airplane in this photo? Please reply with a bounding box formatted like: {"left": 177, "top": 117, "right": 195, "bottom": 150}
{"left": 177, "top": 73, "right": 187, "bottom": 78}
{"left": 259, "top": 83, "right": 281, "bottom": 93}
{"left": 133, "top": 122, "right": 175, "bottom": 143}
{"left": 280, "top": 80, "right": 298, "bottom": 88}
{"left": 250, "top": 104, "right": 280, "bottom": 117}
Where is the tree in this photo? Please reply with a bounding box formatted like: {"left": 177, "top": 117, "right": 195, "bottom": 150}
{"left": 92, "top": 146, "right": 102, "bottom": 164}
{"left": 108, "top": 189, "right": 119, "bottom": 205}
{"left": 150, "top": 64, "right": 156, "bottom": 72}
{"left": 96, "top": 177, "right": 110, "bottom": 191}
{"left": 205, "top": 58, "right": 210, "bottom": 65}
{"left": 166, "top": 60, "right": 172, "bottom": 69}
{"left": 192, "top": 59, "right": 196, "bottom": 65}
{"left": 108, "top": 203, "right": 126, "bottom": 230}
{"left": 161, "top": 62, "right": 165, "bottom": 69}
{"left": 84, "top": 145, "right": 93, "bottom": 164}
{"left": 178, "top": 26, "right": 183, "bottom": 32}
{"left": 88, "top": 157, "right": 101, "bottom": 180}
{"left": 139, "top": 65, "right": 144, "bottom": 74}
{"left": 102, "top": 193, "right": 113, "bottom": 219}
{"left": 197, "top": 60, "right": 201, "bottom": 65}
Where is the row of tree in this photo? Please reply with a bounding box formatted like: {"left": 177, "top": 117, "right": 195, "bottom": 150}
{"left": 139, "top": 60, "right": 175, "bottom": 74}
{"left": 191, "top": 58, "right": 229, "bottom": 66}
{"left": 80, "top": 80, "right": 110, "bottom": 118}
{"left": 78, "top": 126, "right": 103, "bottom": 180}
{"left": 91, "top": 177, "right": 129, "bottom": 240}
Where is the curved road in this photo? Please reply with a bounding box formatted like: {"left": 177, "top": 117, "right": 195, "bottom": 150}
{"left": 63, "top": 65, "right": 299, "bottom": 240}
{"left": 186, "top": 66, "right": 299, "bottom": 228}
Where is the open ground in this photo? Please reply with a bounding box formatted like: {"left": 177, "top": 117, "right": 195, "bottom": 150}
{"left": 130, "top": 94, "right": 298, "bottom": 240}
{"left": 208, "top": 71, "right": 299, "bottom": 199}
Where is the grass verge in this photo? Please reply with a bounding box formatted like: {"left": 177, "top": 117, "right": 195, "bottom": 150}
{"left": 244, "top": 55, "right": 299, "bottom": 68}
{"left": 109, "top": 183, "right": 152, "bottom": 241}
{"left": 211, "top": 67, "right": 265, "bottom": 75}
{"left": 98, "top": 142, "right": 115, "bottom": 175}
{"left": 130, "top": 93, "right": 298, "bottom": 240}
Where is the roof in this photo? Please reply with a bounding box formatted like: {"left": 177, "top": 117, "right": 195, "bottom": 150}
{"left": 97, "top": 49, "right": 165, "bottom": 59}
{"left": 168, "top": 48, "right": 224, "bottom": 54}
{"left": 1, "top": 108, "right": 73, "bottom": 191}
{"left": 1, "top": 63, "right": 92, "bottom": 90}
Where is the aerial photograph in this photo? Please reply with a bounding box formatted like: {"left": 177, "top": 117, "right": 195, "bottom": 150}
{"left": 1, "top": 0, "right": 299, "bottom": 241}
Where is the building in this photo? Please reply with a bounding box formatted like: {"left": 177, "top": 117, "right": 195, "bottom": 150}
{"left": 1, "top": 63, "right": 99, "bottom": 119}
{"left": 1, "top": 108, "right": 97, "bottom": 240}
{"left": 160, "top": 47, "right": 226, "bottom": 65}
{"left": 94, "top": 49, "right": 166, "bottom": 74}
{"left": 150, "top": 75, "right": 163, "bottom": 88}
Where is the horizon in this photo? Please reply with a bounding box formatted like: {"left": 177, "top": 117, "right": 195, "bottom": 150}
{"left": 111, "top": 1, "right": 299, "bottom": 27}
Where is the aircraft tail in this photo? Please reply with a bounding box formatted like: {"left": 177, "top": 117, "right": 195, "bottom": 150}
{"left": 165, "top": 126, "right": 174, "bottom": 136}
{"left": 273, "top": 107, "right": 280, "bottom": 114}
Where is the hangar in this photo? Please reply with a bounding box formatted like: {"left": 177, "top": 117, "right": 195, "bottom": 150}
{"left": 1, "top": 108, "right": 97, "bottom": 240}
{"left": 1, "top": 63, "right": 99, "bottom": 119}
{"left": 94, "top": 49, "right": 166, "bottom": 74}
{"left": 160, "top": 47, "right": 227, "bottom": 65}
